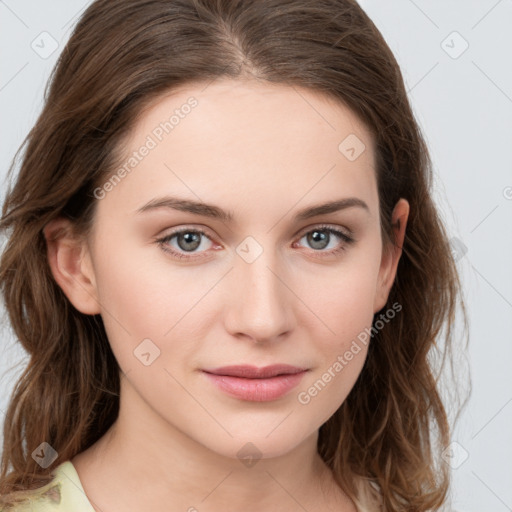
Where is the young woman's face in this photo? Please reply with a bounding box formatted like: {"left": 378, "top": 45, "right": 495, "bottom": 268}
{"left": 63, "top": 79, "right": 407, "bottom": 460}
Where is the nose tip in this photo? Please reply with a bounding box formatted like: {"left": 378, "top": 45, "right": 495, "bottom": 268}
{"left": 223, "top": 258, "right": 294, "bottom": 344}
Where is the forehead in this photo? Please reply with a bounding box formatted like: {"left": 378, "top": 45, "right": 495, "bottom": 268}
{"left": 97, "top": 79, "right": 377, "bottom": 223}
{"left": 131, "top": 78, "right": 373, "bottom": 154}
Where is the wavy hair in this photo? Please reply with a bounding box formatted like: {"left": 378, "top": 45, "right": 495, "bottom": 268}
{"left": 0, "top": 0, "right": 469, "bottom": 510}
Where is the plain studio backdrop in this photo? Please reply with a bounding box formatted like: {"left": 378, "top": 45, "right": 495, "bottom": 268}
{"left": 0, "top": 1, "right": 511, "bottom": 511}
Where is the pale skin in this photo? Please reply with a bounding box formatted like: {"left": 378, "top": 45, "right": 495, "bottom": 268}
{"left": 44, "top": 79, "right": 409, "bottom": 512}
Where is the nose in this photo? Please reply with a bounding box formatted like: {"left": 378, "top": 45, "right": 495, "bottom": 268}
{"left": 223, "top": 250, "right": 295, "bottom": 344}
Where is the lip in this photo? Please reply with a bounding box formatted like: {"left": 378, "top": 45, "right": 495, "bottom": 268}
{"left": 204, "top": 364, "right": 307, "bottom": 378}
{"left": 201, "top": 364, "right": 309, "bottom": 402}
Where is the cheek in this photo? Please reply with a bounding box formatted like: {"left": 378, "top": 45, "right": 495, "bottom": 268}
{"left": 294, "top": 251, "right": 379, "bottom": 409}
{"left": 90, "top": 237, "right": 167, "bottom": 350}
{"left": 300, "top": 256, "right": 380, "bottom": 344}
{"left": 91, "top": 233, "right": 219, "bottom": 368}
{"left": 312, "top": 285, "right": 372, "bottom": 385}
{"left": 296, "top": 270, "right": 375, "bottom": 415}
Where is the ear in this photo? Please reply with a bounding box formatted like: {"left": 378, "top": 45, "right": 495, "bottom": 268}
{"left": 43, "top": 217, "right": 101, "bottom": 315}
{"left": 373, "top": 198, "right": 409, "bottom": 313}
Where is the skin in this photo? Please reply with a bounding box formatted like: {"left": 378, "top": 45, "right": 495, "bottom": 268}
{"left": 44, "top": 79, "right": 409, "bottom": 512}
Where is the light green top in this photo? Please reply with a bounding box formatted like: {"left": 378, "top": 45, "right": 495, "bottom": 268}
{"left": 1, "top": 461, "right": 96, "bottom": 512}
{"left": 2, "top": 460, "right": 382, "bottom": 511}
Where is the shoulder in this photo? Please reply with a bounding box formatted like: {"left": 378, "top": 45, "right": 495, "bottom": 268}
{"left": 0, "top": 461, "right": 95, "bottom": 512}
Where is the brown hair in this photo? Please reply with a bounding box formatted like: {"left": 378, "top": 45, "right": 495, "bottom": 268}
{"left": 0, "top": 0, "right": 470, "bottom": 510}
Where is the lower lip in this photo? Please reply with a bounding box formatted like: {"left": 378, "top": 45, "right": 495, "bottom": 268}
{"left": 202, "top": 371, "right": 307, "bottom": 402}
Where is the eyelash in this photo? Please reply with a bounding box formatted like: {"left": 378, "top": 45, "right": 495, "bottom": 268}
{"left": 156, "top": 224, "right": 355, "bottom": 261}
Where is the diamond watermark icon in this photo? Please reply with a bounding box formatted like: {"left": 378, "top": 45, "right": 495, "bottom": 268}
{"left": 236, "top": 236, "right": 263, "bottom": 264}
{"left": 441, "top": 441, "right": 469, "bottom": 469}
{"left": 449, "top": 237, "right": 468, "bottom": 262}
{"left": 134, "top": 338, "right": 161, "bottom": 366}
{"left": 30, "top": 31, "right": 59, "bottom": 59}
{"left": 441, "top": 31, "right": 469, "bottom": 60}
{"left": 237, "top": 442, "right": 262, "bottom": 468}
{"left": 338, "top": 134, "right": 366, "bottom": 162}
{"left": 31, "top": 442, "right": 58, "bottom": 468}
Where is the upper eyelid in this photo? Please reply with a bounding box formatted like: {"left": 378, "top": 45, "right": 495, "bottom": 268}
{"left": 296, "top": 223, "right": 352, "bottom": 236}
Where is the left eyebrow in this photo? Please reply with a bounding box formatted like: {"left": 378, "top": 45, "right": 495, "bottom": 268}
{"left": 295, "top": 197, "right": 370, "bottom": 220}
{"left": 134, "top": 195, "right": 370, "bottom": 222}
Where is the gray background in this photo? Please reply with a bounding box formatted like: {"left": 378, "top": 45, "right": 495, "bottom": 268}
{"left": 1, "top": 1, "right": 511, "bottom": 511}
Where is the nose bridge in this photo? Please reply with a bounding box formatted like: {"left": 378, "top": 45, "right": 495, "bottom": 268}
{"left": 225, "top": 244, "right": 293, "bottom": 342}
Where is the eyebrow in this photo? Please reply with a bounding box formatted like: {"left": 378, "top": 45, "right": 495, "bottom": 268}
{"left": 135, "top": 195, "right": 370, "bottom": 222}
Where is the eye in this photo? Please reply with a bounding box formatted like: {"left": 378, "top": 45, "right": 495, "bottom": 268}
{"left": 156, "top": 228, "right": 216, "bottom": 261}
{"left": 293, "top": 225, "right": 355, "bottom": 256}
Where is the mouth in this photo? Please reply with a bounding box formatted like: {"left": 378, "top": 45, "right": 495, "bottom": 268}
{"left": 201, "top": 364, "right": 309, "bottom": 402}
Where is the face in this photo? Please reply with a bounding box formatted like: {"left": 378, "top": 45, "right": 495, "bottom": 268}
{"left": 47, "top": 79, "right": 408, "bottom": 461}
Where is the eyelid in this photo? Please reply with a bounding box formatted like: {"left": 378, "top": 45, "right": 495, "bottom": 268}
{"left": 295, "top": 222, "right": 354, "bottom": 240}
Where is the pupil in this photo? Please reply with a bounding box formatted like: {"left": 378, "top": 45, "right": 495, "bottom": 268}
{"left": 308, "top": 230, "right": 328, "bottom": 250}
{"left": 178, "top": 232, "right": 201, "bottom": 251}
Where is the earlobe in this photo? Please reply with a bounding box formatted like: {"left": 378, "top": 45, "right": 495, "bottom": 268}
{"left": 43, "top": 218, "right": 101, "bottom": 315}
{"left": 373, "top": 198, "right": 410, "bottom": 313}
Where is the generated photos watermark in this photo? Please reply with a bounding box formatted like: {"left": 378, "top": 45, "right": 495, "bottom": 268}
{"left": 297, "top": 301, "right": 402, "bottom": 405}
{"left": 93, "top": 96, "right": 198, "bottom": 200}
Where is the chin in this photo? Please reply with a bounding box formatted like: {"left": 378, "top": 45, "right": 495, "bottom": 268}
{"left": 193, "top": 424, "right": 316, "bottom": 463}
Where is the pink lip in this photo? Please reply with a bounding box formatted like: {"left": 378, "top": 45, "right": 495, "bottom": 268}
{"left": 201, "top": 364, "right": 308, "bottom": 402}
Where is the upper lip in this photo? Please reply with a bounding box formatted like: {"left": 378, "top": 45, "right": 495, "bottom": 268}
{"left": 202, "top": 364, "right": 307, "bottom": 379}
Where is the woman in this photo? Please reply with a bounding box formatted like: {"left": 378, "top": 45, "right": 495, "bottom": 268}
{"left": 0, "top": 0, "right": 468, "bottom": 510}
